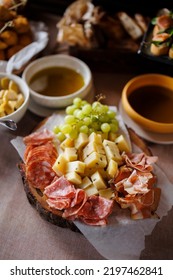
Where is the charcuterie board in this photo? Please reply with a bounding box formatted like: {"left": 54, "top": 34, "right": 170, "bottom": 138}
{"left": 17, "top": 109, "right": 156, "bottom": 231}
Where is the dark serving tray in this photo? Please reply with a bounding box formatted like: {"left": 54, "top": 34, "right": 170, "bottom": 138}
{"left": 138, "top": 22, "right": 173, "bottom": 66}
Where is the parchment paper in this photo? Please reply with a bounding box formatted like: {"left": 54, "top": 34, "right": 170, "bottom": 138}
{"left": 11, "top": 109, "right": 173, "bottom": 260}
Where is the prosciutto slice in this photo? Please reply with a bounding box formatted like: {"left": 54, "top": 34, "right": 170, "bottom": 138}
{"left": 112, "top": 152, "right": 160, "bottom": 219}
{"left": 122, "top": 152, "right": 158, "bottom": 172}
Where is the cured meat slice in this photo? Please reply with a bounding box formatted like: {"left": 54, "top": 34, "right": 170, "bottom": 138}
{"left": 115, "top": 188, "right": 161, "bottom": 219}
{"left": 62, "top": 189, "right": 87, "bottom": 219}
{"left": 157, "top": 14, "right": 173, "bottom": 30}
{"left": 122, "top": 152, "right": 158, "bottom": 172}
{"left": 78, "top": 195, "right": 114, "bottom": 221}
{"left": 47, "top": 197, "right": 71, "bottom": 210}
{"left": 24, "top": 141, "right": 58, "bottom": 190}
{"left": 23, "top": 129, "right": 54, "bottom": 146}
{"left": 26, "top": 159, "right": 56, "bottom": 189}
{"left": 44, "top": 176, "right": 76, "bottom": 199}
{"left": 25, "top": 142, "right": 57, "bottom": 165}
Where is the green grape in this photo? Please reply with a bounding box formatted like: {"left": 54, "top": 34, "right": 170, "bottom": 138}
{"left": 53, "top": 126, "right": 60, "bottom": 134}
{"left": 73, "top": 109, "right": 81, "bottom": 117}
{"left": 99, "top": 114, "right": 109, "bottom": 123}
{"left": 54, "top": 98, "right": 119, "bottom": 139}
{"left": 66, "top": 104, "right": 77, "bottom": 115}
{"left": 64, "top": 115, "right": 76, "bottom": 124}
{"left": 56, "top": 132, "right": 66, "bottom": 142}
{"left": 76, "top": 110, "right": 85, "bottom": 120}
{"left": 83, "top": 117, "right": 92, "bottom": 126}
{"left": 92, "top": 101, "right": 100, "bottom": 109}
{"left": 80, "top": 125, "right": 89, "bottom": 134}
{"left": 101, "top": 123, "right": 111, "bottom": 133}
{"left": 81, "top": 100, "right": 88, "bottom": 106}
{"left": 107, "top": 110, "right": 116, "bottom": 120}
{"left": 82, "top": 104, "right": 92, "bottom": 114}
{"left": 60, "top": 124, "right": 72, "bottom": 134}
{"left": 73, "top": 97, "right": 82, "bottom": 107}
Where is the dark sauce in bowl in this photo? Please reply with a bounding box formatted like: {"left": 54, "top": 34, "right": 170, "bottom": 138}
{"left": 29, "top": 66, "right": 85, "bottom": 97}
{"left": 128, "top": 85, "right": 173, "bottom": 123}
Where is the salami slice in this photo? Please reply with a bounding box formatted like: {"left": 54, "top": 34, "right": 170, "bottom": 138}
{"left": 23, "top": 129, "right": 54, "bottom": 146}
{"left": 44, "top": 176, "right": 76, "bottom": 199}
{"left": 24, "top": 135, "right": 58, "bottom": 190}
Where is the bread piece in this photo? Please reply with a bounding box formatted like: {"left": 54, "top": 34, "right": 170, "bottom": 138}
{"left": 150, "top": 32, "right": 171, "bottom": 56}
{"left": 134, "top": 13, "right": 148, "bottom": 32}
{"left": 117, "top": 12, "right": 143, "bottom": 40}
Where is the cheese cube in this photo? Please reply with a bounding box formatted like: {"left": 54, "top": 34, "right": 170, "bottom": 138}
{"left": 91, "top": 171, "right": 106, "bottom": 190}
{"left": 15, "top": 94, "right": 24, "bottom": 109}
{"left": 106, "top": 159, "right": 118, "bottom": 178}
{"left": 115, "top": 135, "right": 131, "bottom": 153}
{"left": 64, "top": 147, "right": 77, "bottom": 161}
{"left": 79, "top": 176, "right": 92, "bottom": 189}
{"left": 84, "top": 167, "right": 108, "bottom": 178}
{"left": 65, "top": 171, "right": 82, "bottom": 185}
{"left": 66, "top": 161, "right": 85, "bottom": 174}
{"left": 84, "top": 152, "right": 107, "bottom": 168}
{"left": 52, "top": 154, "right": 67, "bottom": 175}
{"left": 96, "top": 131, "right": 108, "bottom": 140}
{"left": 60, "top": 138, "right": 74, "bottom": 150}
{"left": 74, "top": 132, "right": 88, "bottom": 150}
{"left": 88, "top": 132, "right": 102, "bottom": 144}
{"left": 99, "top": 188, "right": 114, "bottom": 199}
{"left": 103, "top": 139, "right": 122, "bottom": 163}
{"left": 83, "top": 141, "right": 105, "bottom": 159}
{"left": 84, "top": 184, "right": 99, "bottom": 196}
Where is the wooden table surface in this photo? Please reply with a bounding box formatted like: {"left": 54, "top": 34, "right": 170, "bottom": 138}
{"left": 0, "top": 69, "right": 173, "bottom": 260}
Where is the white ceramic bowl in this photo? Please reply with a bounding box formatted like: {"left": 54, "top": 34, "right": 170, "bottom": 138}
{"left": 22, "top": 54, "right": 93, "bottom": 108}
{"left": 0, "top": 72, "right": 29, "bottom": 123}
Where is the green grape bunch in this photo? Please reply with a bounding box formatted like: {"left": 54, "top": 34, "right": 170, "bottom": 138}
{"left": 54, "top": 97, "right": 119, "bottom": 141}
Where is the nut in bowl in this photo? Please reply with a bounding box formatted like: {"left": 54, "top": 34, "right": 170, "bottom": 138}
{"left": 121, "top": 73, "right": 173, "bottom": 134}
{"left": 22, "top": 54, "right": 93, "bottom": 109}
{"left": 0, "top": 72, "right": 29, "bottom": 123}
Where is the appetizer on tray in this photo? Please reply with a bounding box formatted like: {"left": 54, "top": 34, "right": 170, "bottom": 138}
{"left": 19, "top": 98, "right": 161, "bottom": 227}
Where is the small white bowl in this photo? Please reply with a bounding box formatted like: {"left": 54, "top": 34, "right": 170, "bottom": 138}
{"left": 22, "top": 54, "right": 93, "bottom": 108}
{"left": 0, "top": 72, "right": 29, "bottom": 123}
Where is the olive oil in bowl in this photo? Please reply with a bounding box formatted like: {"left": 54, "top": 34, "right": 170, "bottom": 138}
{"left": 29, "top": 66, "right": 85, "bottom": 97}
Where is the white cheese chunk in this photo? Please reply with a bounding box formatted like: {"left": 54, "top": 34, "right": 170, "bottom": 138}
{"left": 74, "top": 132, "right": 88, "bottom": 150}
{"left": 65, "top": 171, "right": 82, "bottom": 185}
{"left": 103, "top": 139, "right": 122, "bottom": 163}
{"left": 78, "top": 176, "right": 93, "bottom": 189}
{"left": 84, "top": 151, "right": 107, "bottom": 168}
{"left": 64, "top": 147, "right": 78, "bottom": 161}
{"left": 52, "top": 154, "right": 67, "bottom": 175}
{"left": 84, "top": 184, "right": 99, "bottom": 196}
{"left": 66, "top": 161, "right": 85, "bottom": 174}
{"left": 60, "top": 137, "right": 74, "bottom": 150}
{"left": 107, "top": 159, "right": 118, "bottom": 178}
{"left": 91, "top": 171, "right": 106, "bottom": 190}
{"left": 115, "top": 134, "right": 131, "bottom": 153}
{"left": 88, "top": 132, "right": 102, "bottom": 144}
{"left": 83, "top": 141, "right": 105, "bottom": 159}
